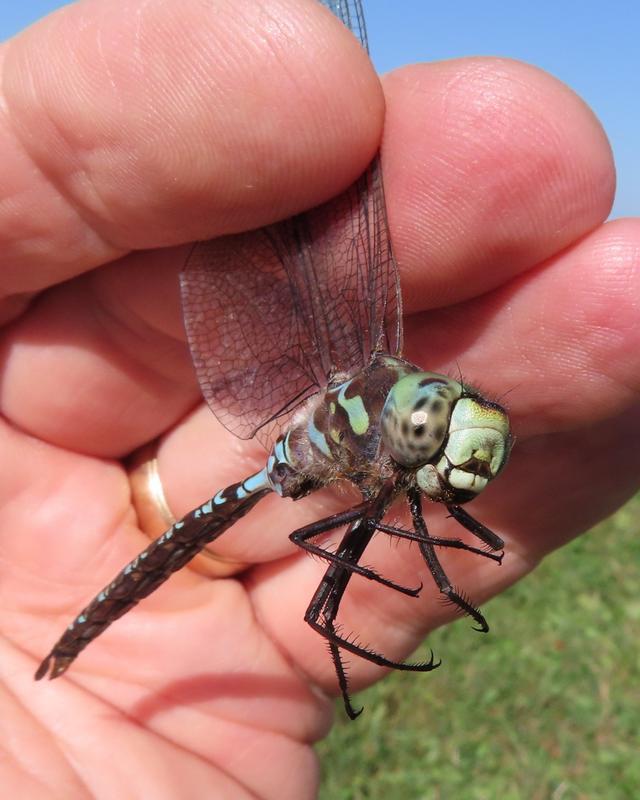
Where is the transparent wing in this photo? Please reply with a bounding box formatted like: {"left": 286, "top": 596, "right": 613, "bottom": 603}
{"left": 180, "top": 0, "right": 402, "bottom": 440}
{"left": 320, "top": 0, "right": 368, "bottom": 49}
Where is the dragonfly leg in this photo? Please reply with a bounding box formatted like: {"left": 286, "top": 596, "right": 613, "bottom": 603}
{"left": 408, "top": 489, "right": 490, "bottom": 632}
{"left": 303, "top": 506, "right": 440, "bottom": 718}
{"left": 375, "top": 522, "right": 503, "bottom": 564}
{"left": 327, "top": 639, "right": 363, "bottom": 721}
{"left": 446, "top": 504, "right": 505, "bottom": 551}
{"left": 291, "top": 508, "right": 422, "bottom": 597}
{"left": 305, "top": 604, "right": 441, "bottom": 672}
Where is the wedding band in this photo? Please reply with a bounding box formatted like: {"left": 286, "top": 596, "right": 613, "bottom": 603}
{"left": 127, "top": 441, "right": 249, "bottom": 578}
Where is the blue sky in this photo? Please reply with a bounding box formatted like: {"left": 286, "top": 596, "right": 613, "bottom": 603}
{"left": 2, "top": 0, "right": 638, "bottom": 218}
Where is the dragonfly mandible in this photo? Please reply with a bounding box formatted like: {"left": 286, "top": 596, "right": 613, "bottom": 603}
{"left": 36, "top": 0, "right": 511, "bottom": 719}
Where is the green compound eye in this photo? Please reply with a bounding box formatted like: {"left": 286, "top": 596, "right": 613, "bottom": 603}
{"left": 381, "top": 373, "right": 462, "bottom": 467}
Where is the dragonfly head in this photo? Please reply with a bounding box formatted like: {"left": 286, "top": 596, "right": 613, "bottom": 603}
{"left": 381, "top": 372, "right": 511, "bottom": 504}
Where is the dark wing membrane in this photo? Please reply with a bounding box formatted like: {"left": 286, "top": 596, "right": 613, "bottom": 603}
{"left": 181, "top": 231, "right": 321, "bottom": 440}
{"left": 266, "top": 159, "right": 402, "bottom": 383}
{"left": 180, "top": 0, "right": 402, "bottom": 440}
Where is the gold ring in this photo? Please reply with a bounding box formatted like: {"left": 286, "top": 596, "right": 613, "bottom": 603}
{"left": 127, "top": 441, "right": 249, "bottom": 578}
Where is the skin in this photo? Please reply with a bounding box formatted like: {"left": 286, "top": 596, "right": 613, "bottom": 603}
{"left": 0, "top": 0, "right": 638, "bottom": 797}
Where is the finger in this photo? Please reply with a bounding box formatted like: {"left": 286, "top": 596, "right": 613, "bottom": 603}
{"left": 0, "top": 58, "right": 618, "bottom": 456}
{"left": 382, "top": 59, "right": 615, "bottom": 310}
{"left": 403, "top": 217, "right": 640, "bottom": 435}
{"left": 0, "top": 0, "right": 382, "bottom": 294}
{"left": 0, "top": 249, "right": 199, "bottom": 456}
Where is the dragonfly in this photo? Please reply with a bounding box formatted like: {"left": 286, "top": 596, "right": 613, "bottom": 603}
{"left": 36, "top": 0, "right": 511, "bottom": 719}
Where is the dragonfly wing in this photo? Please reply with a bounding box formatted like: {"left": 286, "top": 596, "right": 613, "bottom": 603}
{"left": 320, "top": 0, "right": 369, "bottom": 50}
{"left": 181, "top": 231, "right": 321, "bottom": 440}
{"left": 180, "top": 0, "right": 402, "bottom": 440}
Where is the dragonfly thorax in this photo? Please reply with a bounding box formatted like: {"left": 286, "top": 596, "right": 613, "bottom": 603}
{"left": 266, "top": 355, "right": 414, "bottom": 497}
{"left": 265, "top": 356, "right": 510, "bottom": 506}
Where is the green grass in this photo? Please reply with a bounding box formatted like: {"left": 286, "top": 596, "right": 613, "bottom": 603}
{"left": 317, "top": 494, "right": 640, "bottom": 800}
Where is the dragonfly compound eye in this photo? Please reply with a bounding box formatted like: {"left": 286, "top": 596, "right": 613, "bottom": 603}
{"left": 381, "top": 372, "right": 462, "bottom": 468}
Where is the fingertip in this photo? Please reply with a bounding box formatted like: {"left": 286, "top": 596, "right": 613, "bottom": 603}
{"left": 1, "top": 0, "right": 384, "bottom": 278}
{"left": 381, "top": 57, "right": 615, "bottom": 309}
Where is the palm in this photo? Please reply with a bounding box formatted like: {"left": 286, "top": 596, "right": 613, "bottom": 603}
{"left": 1, "top": 3, "right": 638, "bottom": 799}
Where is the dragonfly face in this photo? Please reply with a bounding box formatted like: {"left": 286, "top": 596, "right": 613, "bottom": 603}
{"left": 382, "top": 372, "right": 511, "bottom": 504}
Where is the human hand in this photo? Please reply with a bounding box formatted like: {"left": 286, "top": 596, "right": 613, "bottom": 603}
{"left": 1, "top": 1, "right": 638, "bottom": 799}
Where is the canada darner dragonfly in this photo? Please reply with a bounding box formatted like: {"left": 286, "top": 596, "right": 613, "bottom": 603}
{"left": 36, "top": 0, "right": 511, "bottom": 719}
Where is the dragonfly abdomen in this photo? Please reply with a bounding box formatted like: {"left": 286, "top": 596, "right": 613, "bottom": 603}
{"left": 35, "top": 471, "right": 272, "bottom": 680}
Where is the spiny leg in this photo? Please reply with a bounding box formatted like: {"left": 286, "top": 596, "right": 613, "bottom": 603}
{"left": 302, "top": 516, "right": 369, "bottom": 718}
{"left": 322, "top": 565, "right": 367, "bottom": 721}
{"left": 293, "top": 504, "right": 501, "bottom": 608}
{"left": 408, "top": 488, "right": 489, "bottom": 633}
{"left": 327, "top": 639, "right": 362, "bottom": 720}
{"left": 304, "top": 487, "right": 440, "bottom": 717}
{"left": 307, "top": 612, "right": 440, "bottom": 671}
{"left": 291, "top": 507, "right": 422, "bottom": 597}
{"left": 375, "top": 522, "right": 503, "bottom": 564}
{"left": 446, "top": 504, "right": 504, "bottom": 551}
{"left": 310, "top": 583, "right": 437, "bottom": 719}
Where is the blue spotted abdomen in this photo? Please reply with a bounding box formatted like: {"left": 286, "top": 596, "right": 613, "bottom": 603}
{"left": 35, "top": 476, "right": 271, "bottom": 680}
